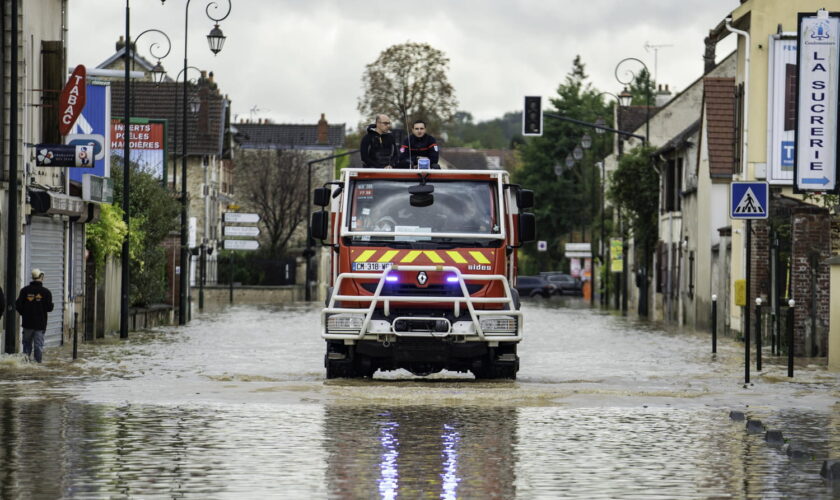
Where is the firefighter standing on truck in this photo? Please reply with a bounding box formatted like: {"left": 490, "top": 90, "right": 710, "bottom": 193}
{"left": 360, "top": 114, "right": 399, "bottom": 168}
{"left": 399, "top": 119, "right": 440, "bottom": 169}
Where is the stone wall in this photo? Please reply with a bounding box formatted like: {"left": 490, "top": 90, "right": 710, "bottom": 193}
{"left": 200, "top": 285, "right": 305, "bottom": 307}
{"left": 790, "top": 207, "right": 830, "bottom": 356}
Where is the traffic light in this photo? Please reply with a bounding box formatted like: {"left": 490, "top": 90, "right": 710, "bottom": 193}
{"left": 522, "top": 96, "right": 543, "bottom": 136}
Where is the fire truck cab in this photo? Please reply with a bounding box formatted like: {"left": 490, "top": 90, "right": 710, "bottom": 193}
{"left": 311, "top": 168, "right": 535, "bottom": 379}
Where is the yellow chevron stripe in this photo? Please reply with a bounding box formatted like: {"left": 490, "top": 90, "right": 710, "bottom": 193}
{"left": 469, "top": 251, "right": 491, "bottom": 264}
{"left": 424, "top": 251, "right": 445, "bottom": 263}
{"left": 355, "top": 250, "right": 376, "bottom": 263}
{"left": 446, "top": 251, "right": 468, "bottom": 264}
{"left": 378, "top": 250, "right": 399, "bottom": 263}
{"left": 401, "top": 250, "right": 422, "bottom": 263}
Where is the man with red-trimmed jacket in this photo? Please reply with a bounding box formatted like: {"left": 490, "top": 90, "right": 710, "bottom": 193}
{"left": 399, "top": 119, "right": 440, "bottom": 169}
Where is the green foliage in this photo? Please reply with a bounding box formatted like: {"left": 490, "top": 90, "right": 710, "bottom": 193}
{"left": 442, "top": 111, "right": 524, "bottom": 149}
{"left": 357, "top": 42, "right": 458, "bottom": 130}
{"left": 111, "top": 158, "right": 180, "bottom": 306}
{"left": 86, "top": 203, "right": 128, "bottom": 275}
{"left": 625, "top": 66, "right": 656, "bottom": 106}
{"left": 513, "top": 55, "right": 612, "bottom": 272}
{"left": 608, "top": 144, "right": 659, "bottom": 252}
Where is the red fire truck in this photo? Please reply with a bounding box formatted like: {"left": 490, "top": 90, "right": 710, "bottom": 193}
{"left": 310, "top": 168, "right": 535, "bottom": 379}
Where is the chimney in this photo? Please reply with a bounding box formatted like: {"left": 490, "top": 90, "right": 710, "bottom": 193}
{"left": 655, "top": 84, "right": 672, "bottom": 107}
{"left": 317, "top": 113, "right": 329, "bottom": 145}
{"left": 116, "top": 36, "right": 126, "bottom": 51}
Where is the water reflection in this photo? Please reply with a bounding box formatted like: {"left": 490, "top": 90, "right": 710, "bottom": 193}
{"left": 323, "top": 405, "right": 518, "bottom": 499}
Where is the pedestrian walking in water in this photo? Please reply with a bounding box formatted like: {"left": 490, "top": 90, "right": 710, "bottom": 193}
{"left": 15, "top": 269, "right": 53, "bottom": 363}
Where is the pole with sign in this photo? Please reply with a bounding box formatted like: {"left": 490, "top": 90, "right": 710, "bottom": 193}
{"left": 222, "top": 212, "right": 261, "bottom": 304}
{"left": 730, "top": 181, "right": 769, "bottom": 384}
{"left": 794, "top": 9, "right": 840, "bottom": 193}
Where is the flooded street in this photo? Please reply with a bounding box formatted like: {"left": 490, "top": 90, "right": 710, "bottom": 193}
{"left": 1, "top": 299, "right": 839, "bottom": 499}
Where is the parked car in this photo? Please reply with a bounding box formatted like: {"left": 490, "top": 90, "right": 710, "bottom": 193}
{"left": 515, "top": 276, "right": 556, "bottom": 298}
{"left": 544, "top": 273, "right": 583, "bottom": 296}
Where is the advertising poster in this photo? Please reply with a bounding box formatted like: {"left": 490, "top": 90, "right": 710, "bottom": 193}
{"left": 111, "top": 118, "right": 167, "bottom": 179}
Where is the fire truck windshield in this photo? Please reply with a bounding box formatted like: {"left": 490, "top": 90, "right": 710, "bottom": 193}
{"left": 347, "top": 179, "right": 501, "bottom": 243}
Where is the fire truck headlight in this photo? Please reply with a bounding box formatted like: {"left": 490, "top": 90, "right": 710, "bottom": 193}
{"left": 479, "top": 316, "right": 518, "bottom": 334}
{"left": 327, "top": 313, "right": 365, "bottom": 332}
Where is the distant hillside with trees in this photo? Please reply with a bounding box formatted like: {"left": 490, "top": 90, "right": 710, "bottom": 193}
{"left": 442, "top": 111, "right": 524, "bottom": 149}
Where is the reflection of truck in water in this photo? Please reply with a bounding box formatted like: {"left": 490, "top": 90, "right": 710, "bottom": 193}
{"left": 310, "top": 168, "right": 535, "bottom": 379}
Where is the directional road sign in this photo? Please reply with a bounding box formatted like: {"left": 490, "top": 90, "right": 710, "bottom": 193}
{"left": 223, "top": 212, "right": 260, "bottom": 224}
{"left": 730, "top": 181, "right": 769, "bottom": 219}
{"left": 223, "top": 239, "right": 259, "bottom": 251}
{"left": 224, "top": 225, "right": 260, "bottom": 237}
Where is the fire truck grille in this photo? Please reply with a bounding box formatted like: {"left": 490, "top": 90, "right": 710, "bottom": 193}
{"left": 361, "top": 283, "right": 484, "bottom": 297}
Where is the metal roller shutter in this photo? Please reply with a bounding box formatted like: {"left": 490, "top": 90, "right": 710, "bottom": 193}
{"left": 25, "top": 217, "right": 65, "bottom": 346}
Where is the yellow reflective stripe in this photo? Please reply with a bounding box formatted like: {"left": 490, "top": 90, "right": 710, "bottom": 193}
{"left": 446, "top": 251, "right": 468, "bottom": 264}
{"left": 355, "top": 250, "right": 376, "bottom": 263}
{"left": 401, "top": 250, "right": 422, "bottom": 263}
{"left": 469, "top": 251, "right": 491, "bottom": 264}
{"left": 424, "top": 251, "right": 445, "bottom": 263}
{"left": 378, "top": 250, "right": 399, "bottom": 263}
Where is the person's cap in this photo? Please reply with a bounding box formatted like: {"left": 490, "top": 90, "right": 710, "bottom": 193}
{"left": 31, "top": 269, "right": 44, "bottom": 280}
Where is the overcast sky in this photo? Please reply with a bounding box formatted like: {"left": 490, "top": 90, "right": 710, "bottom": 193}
{"left": 68, "top": 0, "right": 738, "bottom": 130}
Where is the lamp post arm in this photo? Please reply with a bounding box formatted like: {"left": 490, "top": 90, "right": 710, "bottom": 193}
{"left": 544, "top": 112, "right": 646, "bottom": 143}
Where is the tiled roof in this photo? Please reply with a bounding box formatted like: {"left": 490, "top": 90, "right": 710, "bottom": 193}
{"left": 110, "top": 80, "right": 227, "bottom": 155}
{"left": 234, "top": 122, "right": 345, "bottom": 149}
{"left": 618, "top": 106, "right": 654, "bottom": 135}
{"left": 703, "top": 77, "right": 736, "bottom": 178}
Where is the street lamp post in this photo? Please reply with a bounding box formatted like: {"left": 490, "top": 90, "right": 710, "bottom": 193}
{"left": 120, "top": 27, "right": 170, "bottom": 340}
{"left": 615, "top": 57, "right": 652, "bottom": 317}
{"left": 162, "top": 0, "right": 232, "bottom": 325}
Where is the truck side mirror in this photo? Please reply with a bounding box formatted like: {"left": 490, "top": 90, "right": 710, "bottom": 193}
{"left": 518, "top": 189, "right": 534, "bottom": 209}
{"left": 518, "top": 213, "right": 536, "bottom": 243}
{"left": 311, "top": 210, "right": 329, "bottom": 240}
{"left": 313, "top": 187, "right": 331, "bottom": 207}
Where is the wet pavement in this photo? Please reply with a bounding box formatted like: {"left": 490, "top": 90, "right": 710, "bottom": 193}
{"left": 1, "top": 298, "right": 839, "bottom": 498}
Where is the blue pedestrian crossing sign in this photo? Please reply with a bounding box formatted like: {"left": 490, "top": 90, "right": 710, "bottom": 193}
{"left": 730, "top": 182, "right": 769, "bottom": 219}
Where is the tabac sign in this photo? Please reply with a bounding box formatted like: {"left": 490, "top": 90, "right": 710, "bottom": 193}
{"left": 59, "top": 65, "right": 86, "bottom": 136}
{"left": 794, "top": 9, "right": 840, "bottom": 193}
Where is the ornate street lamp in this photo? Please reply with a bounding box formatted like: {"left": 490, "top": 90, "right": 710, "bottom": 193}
{"left": 618, "top": 86, "right": 633, "bottom": 107}
{"left": 573, "top": 144, "right": 584, "bottom": 161}
{"left": 565, "top": 154, "right": 575, "bottom": 168}
{"left": 162, "top": 0, "right": 232, "bottom": 325}
{"left": 614, "top": 57, "right": 652, "bottom": 316}
{"left": 581, "top": 133, "right": 592, "bottom": 150}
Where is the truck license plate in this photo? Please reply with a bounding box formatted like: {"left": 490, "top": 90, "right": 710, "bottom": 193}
{"left": 352, "top": 262, "right": 391, "bottom": 271}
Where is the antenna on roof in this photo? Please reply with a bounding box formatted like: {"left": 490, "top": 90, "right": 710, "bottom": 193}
{"left": 644, "top": 41, "right": 673, "bottom": 83}
{"left": 249, "top": 105, "right": 270, "bottom": 122}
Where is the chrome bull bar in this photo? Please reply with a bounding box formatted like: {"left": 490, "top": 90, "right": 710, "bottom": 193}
{"left": 321, "top": 265, "right": 522, "bottom": 342}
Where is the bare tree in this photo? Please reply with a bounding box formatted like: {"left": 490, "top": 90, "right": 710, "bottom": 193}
{"left": 236, "top": 149, "right": 309, "bottom": 258}
{"left": 357, "top": 42, "right": 458, "bottom": 129}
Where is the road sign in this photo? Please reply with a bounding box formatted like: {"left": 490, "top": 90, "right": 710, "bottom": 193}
{"left": 223, "top": 212, "right": 259, "bottom": 224}
{"left": 537, "top": 240, "right": 547, "bottom": 252}
{"left": 224, "top": 226, "right": 260, "bottom": 237}
{"left": 794, "top": 10, "right": 840, "bottom": 193}
{"left": 34, "top": 144, "right": 94, "bottom": 167}
{"left": 59, "top": 65, "right": 86, "bottom": 135}
{"left": 223, "top": 239, "right": 259, "bottom": 251}
{"left": 730, "top": 182, "right": 769, "bottom": 219}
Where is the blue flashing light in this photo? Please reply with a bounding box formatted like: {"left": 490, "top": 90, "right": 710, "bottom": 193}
{"left": 385, "top": 275, "right": 399, "bottom": 282}
{"left": 446, "top": 276, "right": 459, "bottom": 283}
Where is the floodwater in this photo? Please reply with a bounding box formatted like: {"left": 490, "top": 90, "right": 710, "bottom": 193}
{"left": 1, "top": 298, "right": 839, "bottom": 499}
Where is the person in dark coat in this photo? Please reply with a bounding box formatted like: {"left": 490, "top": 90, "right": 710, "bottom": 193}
{"left": 15, "top": 269, "right": 53, "bottom": 363}
{"left": 359, "top": 114, "right": 398, "bottom": 168}
{"left": 399, "top": 120, "right": 440, "bottom": 169}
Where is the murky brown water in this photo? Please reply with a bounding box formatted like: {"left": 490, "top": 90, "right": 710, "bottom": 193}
{"left": 1, "top": 299, "right": 839, "bottom": 498}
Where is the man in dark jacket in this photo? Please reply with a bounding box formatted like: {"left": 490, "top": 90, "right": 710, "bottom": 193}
{"left": 399, "top": 120, "right": 440, "bottom": 169}
{"left": 359, "top": 114, "right": 398, "bottom": 168}
{"left": 15, "top": 269, "right": 53, "bottom": 363}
